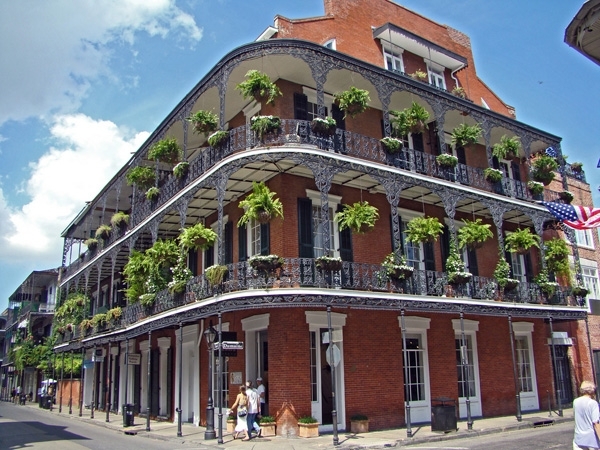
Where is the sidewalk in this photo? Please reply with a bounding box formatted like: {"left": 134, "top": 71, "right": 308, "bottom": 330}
{"left": 22, "top": 401, "right": 573, "bottom": 449}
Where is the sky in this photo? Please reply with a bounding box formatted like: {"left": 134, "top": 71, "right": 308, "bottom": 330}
{"left": 0, "top": 0, "right": 598, "bottom": 312}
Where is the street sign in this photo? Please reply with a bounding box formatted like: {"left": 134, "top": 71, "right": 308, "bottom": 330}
{"left": 127, "top": 354, "right": 141, "bottom": 365}
{"left": 92, "top": 355, "right": 104, "bottom": 363}
{"left": 221, "top": 341, "right": 244, "bottom": 350}
{"left": 326, "top": 343, "right": 341, "bottom": 367}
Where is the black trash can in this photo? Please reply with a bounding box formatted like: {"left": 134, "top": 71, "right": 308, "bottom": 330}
{"left": 45, "top": 396, "right": 53, "bottom": 410}
{"left": 123, "top": 404, "right": 134, "bottom": 427}
{"left": 431, "top": 397, "right": 457, "bottom": 432}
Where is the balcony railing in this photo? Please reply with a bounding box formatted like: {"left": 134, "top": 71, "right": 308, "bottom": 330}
{"left": 55, "top": 258, "right": 577, "bottom": 345}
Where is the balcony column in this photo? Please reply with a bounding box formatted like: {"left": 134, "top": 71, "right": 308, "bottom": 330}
{"left": 548, "top": 316, "right": 563, "bottom": 417}
{"left": 437, "top": 188, "right": 459, "bottom": 238}
{"left": 563, "top": 227, "right": 584, "bottom": 288}
{"left": 214, "top": 171, "right": 229, "bottom": 265}
{"left": 179, "top": 103, "right": 193, "bottom": 160}
{"left": 481, "top": 124, "right": 493, "bottom": 167}
{"left": 108, "top": 251, "right": 117, "bottom": 307}
{"left": 481, "top": 199, "right": 509, "bottom": 253}
{"left": 306, "top": 54, "right": 329, "bottom": 119}
{"left": 373, "top": 174, "right": 406, "bottom": 251}
{"left": 431, "top": 102, "right": 448, "bottom": 153}
{"left": 532, "top": 214, "right": 547, "bottom": 264}
{"left": 94, "top": 263, "right": 102, "bottom": 317}
{"left": 507, "top": 315, "right": 522, "bottom": 422}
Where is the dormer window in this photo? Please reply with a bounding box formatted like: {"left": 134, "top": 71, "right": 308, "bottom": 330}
{"left": 324, "top": 39, "right": 336, "bottom": 50}
{"left": 383, "top": 47, "right": 404, "bottom": 73}
{"left": 427, "top": 63, "right": 446, "bottom": 90}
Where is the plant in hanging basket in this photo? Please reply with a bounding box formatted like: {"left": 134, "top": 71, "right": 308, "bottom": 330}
{"left": 207, "top": 130, "right": 229, "bottom": 147}
{"left": 146, "top": 186, "right": 160, "bottom": 201}
{"left": 446, "top": 240, "right": 472, "bottom": 285}
{"left": 148, "top": 137, "right": 182, "bottom": 164}
{"left": 84, "top": 238, "right": 99, "bottom": 252}
{"left": 236, "top": 70, "right": 282, "bottom": 105}
{"left": 250, "top": 115, "right": 281, "bottom": 139}
{"left": 527, "top": 180, "right": 544, "bottom": 196}
{"left": 237, "top": 181, "right": 283, "bottom": 227}
{"left": 452, "top": 86, "right": 466, "bottom": 98}
{"left": 380, "top": 136, "right": 403, "bottom": 154}
{"left": 570, "top": 162, "right": 583, "bottom": 173}
{"left": 173, "top": 161, "right": 189, "bottom": 179}
{"left": 409, "top": 70, "right": 428, "bottom": 81}
{"left": 205, "top": 264, "right": 228, "bottom": 287}
{"left": 310, "top": 117, "right": 337, "bottom": 135}
{"left": 534, "top": 270, "right": 559, "bottom": 298}
{"left": 436, "top": 153, "right": 459, "bottom": 168}
{"left": 544, "top": 238, "right": 570, "bottom": 277}
{"left": 559, "top": 190, "right": 574, "bottom": 204}
{"left": 187, "top": 110, "right": 218, "bottom": 135}
{"left": 178, "top": 223, "right": 217, "bottom": 251}
{"left": 334, "top": 86, "right": 370, "bottom": 119}
{"left": 457, "top": 219, "right": 493, "bottom": 250}
{"left": 110, "top": 211, "right": 129, "bottom": 230}
{"left": 404, "top": 216, "right": 443, "bottom": 244}
{"left": 493, "top": 255, "right": 519, "bottom": 291}
{"left": 95, "top": 224, "right": 112, "bottom": 241}
{"left": 126, "top": 166, "right": 155, "bottom": 191}
{"left": 451, "top": 123, "right": 482, "bottom": 149}
{"left": 315, "top": 255, "right": 343, "bottom": 271}
{"left": 504, "top": 227, "right": 540, "bottom": 254}
{"left": 492, "top": 135, "right": 521, "bottom": 160}
{"left": 334, "top": 201, "right": 379, "bottom": 234}
{"left": 484, "top": 167, "right": 503, "bottom": 183}
{"left": 248, "top": 254, "right": 284, "bottom": 273}
{"left": 381, "top": 252, "right": 414, "bottom": 281}
{"left": 531, "top": 154, "right": 558, "bottom": 185}
{"left": 391, "top": 102, "right": 430, "bottom": 135}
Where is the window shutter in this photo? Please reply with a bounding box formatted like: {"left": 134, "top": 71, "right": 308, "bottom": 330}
{"left": 492, "top": 156, "right": 500, "bottom": 169}
{"left": 511, "top": 161, "right": 521, "bottom": 182}
{"left": 423, "top": 241, "right": 436, "bottom": 271}
{"left": 238, "top": 224, "right": 247, "bottom": 262}
{"left": 440, "top": 225, "right": 451, "bottom": 271}
{"left": 332, "top": 103, "right": 345, "bottom": 130}
{"left": 524, "top": 253, "right": 533, "bottom": 282}
{"left": 412, "top": 133, "right": 424, "bottom": 153}
{"left": 188, "top": 249, "right": 198, "bottom": 276}
{"left": 467, "top": 247, "right": 479, "bottom": 276}
{"left": 456, "top": 146, "right": 466, "bottom": 165}
{"left": 294, "top": 93, "right": 308, "bottom": 120}
{"left": 224, "top": 222, "right": 233, "bottom": 264}
{"left": 298, "top": 198, "right": 314, "bottom": 258}
{"left": 339, "top": 205, "right": 353, "bottom": 262}
{"left": 428, "top": 121, "right": 441, "bottom": 155}
{"left": 204, "top": 245, "right": 214, "bottom": 268}
{"left": 260, "top": 223, "right": 270, "bottom": 255}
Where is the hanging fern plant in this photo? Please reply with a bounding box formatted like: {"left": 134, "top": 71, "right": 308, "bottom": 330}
{"left": 334, "top": 201, "right": 379, "bottom": 234}
{"left": 457, "top": 219, "right": 493, "bottom": 250}
{"left": 404, "top": 216, "right": 443, "bottom": 243}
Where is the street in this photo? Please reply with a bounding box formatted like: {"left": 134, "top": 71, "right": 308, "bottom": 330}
{"left": 404, "top": 421, "right": 573, "bottom": 449}
{"left": 0, "top": 401, "right": 205, "bottom": 450}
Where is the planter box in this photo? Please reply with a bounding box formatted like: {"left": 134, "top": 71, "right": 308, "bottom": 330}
{"left": 298, "top": 422, "right": 319, "bottom": 438}
{"left": 351, "top": 419, "right": 369, "bottom": 434}
{"left": 227, "top": 419, "right": 235, "bottom": 433}
{"left": 260, "top": 422, "right": 276, "bottom": 436}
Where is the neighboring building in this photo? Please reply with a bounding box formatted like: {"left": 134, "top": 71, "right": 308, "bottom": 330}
{"left": 0, "top": 309, "right": 7, "bottom": 399}
{"left": 1, "top": 269, "right": 59, "bottom": 401}
{"left": 565, "top": 0, "right": 600, "bottom": 66}
{"left": 54, "top": 0, "right": 597, "bottom": 434}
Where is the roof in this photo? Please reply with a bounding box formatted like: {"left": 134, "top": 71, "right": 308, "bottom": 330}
{"left": 565, "top": 0, "right": 600, "bottom": 65}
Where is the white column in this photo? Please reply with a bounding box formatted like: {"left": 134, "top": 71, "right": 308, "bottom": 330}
{"left": 157, "top": 337, "right": 171, "bottom": 416}
{"left": 139, "top": 340, "right": 149, "bottom": 413}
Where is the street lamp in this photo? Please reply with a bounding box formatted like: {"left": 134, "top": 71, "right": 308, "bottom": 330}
{"left": 204, "top": 323, "right": 217, "bottom": 440}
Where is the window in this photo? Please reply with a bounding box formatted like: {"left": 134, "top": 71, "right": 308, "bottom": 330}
{"left": 575, "top": 229, "right": 594, "bottom": 248}
{"left": 427, "top": 66, "right": 446, "bottom": 90}
{"left": 515, "top": 336, "right": 533, "bottom": 393}
{"left": 249, "top": 220, "right": 262, "bottom": 257}
{"left": 324, "top": 39, "right": 336, "bottom": 50}
{"left": 403, "top": 335, "right": 426, "bottom": 401}
{"left": 582, "top": 265, "right": 600, "bottom": 299}
{"left": 307, "top": 190, "right": 342, "bottom": 258}
{"left": 302, "top": 87, "right": 333, "bottom": 121}
{"left": 400, "top": 209, "right": 425, "bottom": 270}
{"left": 511, "top": 321, "right": 539, "bottom": 411}
{"left": 383, "top": 48, "right": 404, "bottom": 73}
{"left": 455, "top": 335, "right": 476, "bottom": 397}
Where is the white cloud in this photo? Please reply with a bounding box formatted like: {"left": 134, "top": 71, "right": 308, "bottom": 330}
{"left": 0, "top": 0, "right": 202, "bottom": 125}
{"left": 0, "top": 114, "right": 149, "bottom": 264}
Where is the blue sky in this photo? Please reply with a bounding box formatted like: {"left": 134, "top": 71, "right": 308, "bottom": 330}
{"left": 0, "top": 0, "right": 598, "bottom": 312}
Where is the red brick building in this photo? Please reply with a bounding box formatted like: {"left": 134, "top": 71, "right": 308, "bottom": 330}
{"left": 54, "top": 0, "right": 596, "bottom": 435}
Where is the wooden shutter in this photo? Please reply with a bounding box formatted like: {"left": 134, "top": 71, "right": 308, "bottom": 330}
{"left": 298, "top": 198, "right": 314, "bottom": 258}
{"left": 188, "top": 249, "right": 198, "bottom": 276}
{"left": 339, "top": 205, "right": 353, "bottom": 262}
{"left": 423, "top": 242, "right": 436, "bottom": 271}
{"left": 204, "top": 245, "right": 214, "bottom": 268}
{"left": 467, "top": 247, "right": 479, "bottom": 276}
{"left": 238, "top": 225, "right": 247, "bottom": 262}
{"left": 166, "top": 348, "right": 173, "bottom": 419}
{"left": 413, "top": 133, "right": 424, "bottom": 153}
{"left": 332, "top": 103, "right": 345, "bottom": 130}
{"left": 260, "top": 223, "right": 270, "bottom": 255}
{"left": 224, "top": 222, "right": 233, "bottom": 264}
{"left": 440, "top": 225, "right": 451, "bottom": 271}
{"left": 428, "top": 121, "right": 441, "bottom": 155}
{"left": 294, "top": 93, "right": 308, "bottom": 120}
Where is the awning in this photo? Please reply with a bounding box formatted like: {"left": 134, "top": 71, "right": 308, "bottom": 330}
{"left": 547, "top": 331, "right": 573, "bottom": 346}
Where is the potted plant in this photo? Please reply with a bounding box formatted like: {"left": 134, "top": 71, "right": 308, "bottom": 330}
{"left": 350, "top": 414, "right": 369, "bottom": 434}
{"left": 205, "top": 264, "right": 228, "bottom": 287}
{"left": 334, "top": 86, "right": 370, "bottom": 119}
{"left": 248, "top": 255, "right": 285, "bottom": 281}
{"left": 91, "top": 313, "right": 107, "bottom": 330}
{"left": 405, "top": 216, "right": 443, "bottom": 244}
{"left": 173, "top": 161, "right": 189, "bottom": 179}
{"left": 484, "top": 168, "right": 503, "bottom": 183}
{"left": 381, "top": 252, "right": 414, "bottom": 281}
{"left": 334, "top": 201, "right": 379, "bottom": 234}
{"left": 179, "top": 223, "right": 217, "bottom": 251}
{"left": 391, "top": 102, "right": 430, "bottom": 135}
{"left": 436, "top": 153, "right": 459, "bottom": 168}
{"left": 110, "top": 211, "right": 129, "bottom": 230}
{"left": 146, "top": 186, "right": 160, "bottom": 201}
{"left": 452, "top": 86, "right": 466, "bottom": 98}
{"left": 258, "top": 415, "right": 276, "bottom": 436}
{"left": 494, "top": 256, "right": 519, "bottom": 292}
{"left": 572, "top": 284, "right": 589, "bottom": 298}
{"left": 410, "top": 69, "right": 427, "bottom": 81}
{"left": 79, "top": 319, "right": 93, "bottom": 333}
{"left": 534, "top": 270, "right": 559, "bottom": 299}
{"left": 559, "top": 190, "right": 574, "bottom": 204}
{"left": 227, "top": 412, "right": 236, "bottom": 433}
{"left": 126, "top": 166, "right": 155, "bottom": 191}
{"left": 237, "top": 181, "right": 284, "bottom": 226}
{"left": 570, "top": 162, "right": 583, "bottom": 173}
{"left": 527, "top": 180, "right": 544, "bottom": 196}
{"left": 95, "top": 224, "right": 112, "bottom": 241}
{"left": 187, "top": 110, "right": 218, "bottom": 135}
{"left": 148, "top": 137, "right": 181, "bottom": 164}
{"left": 106, "top": 307, "right": 122, "bottom": 323}
{"left": 250, "top": 115, "right": 281, "bottom": 139}
{"left": 310, "top": 116, "right": 337, "bottom": 135}
{"left": 544, "top": 238, "right": 570, "bottom": 276}
{"left": 457, "top": 219, "right": 493, "bottom": 250}
{"left": 446, "top": 240, "right": 472, "bottom": 285}
{"left": 380, "top": 136, "right": 403, "bottom": 154}
{"left": 531, "top": 154, "right": 558, "bottom": 185}
{"left": 297, "top": 416, "right": 319, "bottom": 438}
{"left": 236, "top": 69, "right": 282, "bottom": 105}
{"left": 504, "top": 228, "right": 540, "bottom": 254}
{"left": 84, "top": 238, "right": 99, "bottom": 253}
{"left": 451, "top": 123, "right": 482, "bottom": 149}
{"left": 492, "top": 135, "right": 521, "bottom": 160}
{"left": 315, "top": 255, "right": 343, "bottom": 271}
{"left": 208, "top": 130, "right": 229, "bottom": 147}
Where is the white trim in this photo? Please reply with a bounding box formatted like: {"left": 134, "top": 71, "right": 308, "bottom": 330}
{"left": 397, "top": 207, "right": 424, "bottom": 220}
{"left": 399, "top": 315, "right": 431, "bottom": 331}
{"left": 306, "top": 189, "right": 342, "bottom": 205}
{"left": 323, "top": 38, "right": 336, "bottom": 50}
{"left": 242, "top": 313, "right": 270, "bottom": 331}
{"left": 305, "top": 311, "right": 347, "bottom": 328}
{"left": 451, "top": 319, "right": 479, "bottom": 332}
{"left": 512, "top": 322, "right": 534, "bottom": 334}
{"left": 302, "top": 87, "right": 335, "bottom": 111}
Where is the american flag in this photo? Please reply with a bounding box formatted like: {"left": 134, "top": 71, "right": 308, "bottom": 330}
{"left": 541, "top": 201, "right": 600, "bottom": 229}
{"left": 545, "top": 147, "right": 557, "bottom": 158}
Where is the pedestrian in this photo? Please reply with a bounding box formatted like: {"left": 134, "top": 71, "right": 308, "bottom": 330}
{"left": 573, "top": 380, "right": 600, "bottom": 450}
{"left": 229, "top": 385, "right": 248, "bottom": 440}
{"left": 242, "top": 381, "right": 261, "bottom": 440}
{"left": 256, "top": 377, "right": 267, "bottom": 416}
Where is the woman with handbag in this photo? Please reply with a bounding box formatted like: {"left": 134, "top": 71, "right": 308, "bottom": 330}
{"left": 230, "top": 385, "right": 249, "bottom": 439}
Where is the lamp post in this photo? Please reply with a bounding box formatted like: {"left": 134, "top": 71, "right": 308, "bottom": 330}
{"left": 204, "top": 323, "right": 217, "bottom": 440}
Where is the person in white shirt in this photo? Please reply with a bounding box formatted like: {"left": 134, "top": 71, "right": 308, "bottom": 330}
{"left": 242, "top": 381, "right": 261, "bottom": 440}
{"left": 573, "top": 380, "right": 600, "bottom": 450}
{"left": 256, "top": 377, "right": 267, "bottom": 416}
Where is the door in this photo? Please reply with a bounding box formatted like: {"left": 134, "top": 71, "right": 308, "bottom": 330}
{"left": 552, "top": 346, "right": 573, "bottom": 406}
{"left": 403, "top": 334, "right": 431, "bottom": 423}
{"left": 310, "top": 329, "right": 345, "bottom": 431}
{"left": 455, "top": 334, "right": 482, "bottom": 417}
